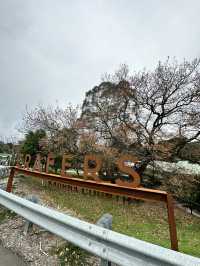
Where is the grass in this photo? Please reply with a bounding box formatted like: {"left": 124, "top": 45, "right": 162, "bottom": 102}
{"left": 0, "top": 207, "right": 16, "bottom": 223}
{"left": 18, "top": 175, "right": 200, "bottom": 258}
{"left": 52, "top": 243, "right": 92, "bottom": 266}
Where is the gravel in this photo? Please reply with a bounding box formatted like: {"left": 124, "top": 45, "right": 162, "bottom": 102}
{"left": 0, "top": 215, "right": 61, "bottom": 265}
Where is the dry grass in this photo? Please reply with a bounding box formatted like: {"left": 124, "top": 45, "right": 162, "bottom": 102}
{"left": 16, "top": 175, "right": 200, "bottom": 258}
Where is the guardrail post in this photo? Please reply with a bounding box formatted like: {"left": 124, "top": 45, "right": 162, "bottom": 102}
{"left": 96, "top": 213, "right": 113, "bottom": 266}
{"left": 23, "top": 195, "right": 39, "bottom": 235}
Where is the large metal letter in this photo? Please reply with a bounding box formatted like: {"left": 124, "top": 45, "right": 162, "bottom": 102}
{"left": 116, "top": 154, "right": 140, "bottom": 188}
{"left": 84, "top": 154, "right": 102, "bottom": 181}
{"left": 33, "top": 154, "right": 42, "bottom": 172}
{"left": 61, "top": 154, "right": 73, "bottom": 176}
{"left": 24, "top": 154, "right": 31, "bottom": 169}
{"left": 46, "top": 153, "right": 55, "bottom": 173}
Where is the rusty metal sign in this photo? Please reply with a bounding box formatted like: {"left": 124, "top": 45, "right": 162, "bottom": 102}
{"left": 6, "top": 152, "right": 178, "bottom": 251}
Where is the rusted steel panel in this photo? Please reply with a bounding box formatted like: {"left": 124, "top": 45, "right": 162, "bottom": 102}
{"left": 10, "top": 167, "right": 167, "bottom": 202}
{"left": 6, "top": 166, "right": 178, "bottom": 251}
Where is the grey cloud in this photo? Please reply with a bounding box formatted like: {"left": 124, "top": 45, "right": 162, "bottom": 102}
{"left": 0, "top": 0, "right": 200, "bottom": 139}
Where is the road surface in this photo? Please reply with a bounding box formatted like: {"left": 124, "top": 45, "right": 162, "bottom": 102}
{"left": 0, "top": 245, "right": 26, "bottom": 266}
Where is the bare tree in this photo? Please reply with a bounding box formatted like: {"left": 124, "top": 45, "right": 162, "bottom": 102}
{"left": 19, "top": 103, "right": 81, "bottom": 154}
{"left": 132, "top": 58, "right": 200, "bottom": 146}
{"left": 82, "top": 58, "right": 200, "bottom": 171}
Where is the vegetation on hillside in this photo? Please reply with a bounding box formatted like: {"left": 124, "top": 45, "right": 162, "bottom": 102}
{"left": 20, "top": 176, "right": 200, "bottom": 258}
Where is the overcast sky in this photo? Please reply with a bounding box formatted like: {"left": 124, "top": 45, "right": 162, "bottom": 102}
{"left": 0, "top": 0, "right": 200, "bottom": 141}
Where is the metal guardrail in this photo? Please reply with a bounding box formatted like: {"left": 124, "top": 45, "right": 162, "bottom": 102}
{"left": 0, "top": 190, "right": 199, "bottom": 266}
{"left": 7, "top": 166, "right": 178, "bottom": 251}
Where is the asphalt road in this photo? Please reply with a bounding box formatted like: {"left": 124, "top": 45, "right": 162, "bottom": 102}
{"left": 0, "top": 245, "right": 26, "bottom": 266}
